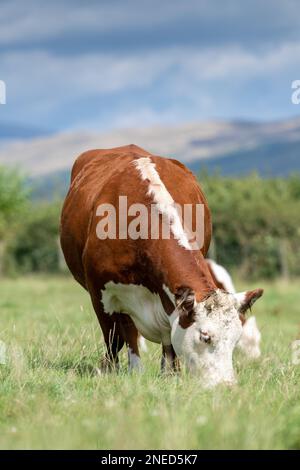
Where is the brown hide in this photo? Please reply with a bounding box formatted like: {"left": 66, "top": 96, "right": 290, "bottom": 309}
{"left": 60, "top": 145, "right": 217, "bottom": 363}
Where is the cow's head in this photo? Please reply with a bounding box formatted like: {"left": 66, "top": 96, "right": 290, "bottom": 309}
{"left": 170, "top": 288, "right": 263, "bottom": 388}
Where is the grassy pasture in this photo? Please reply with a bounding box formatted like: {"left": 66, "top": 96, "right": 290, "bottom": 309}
{"left": 0, "top": 275, "right": 300, "bottom": 449}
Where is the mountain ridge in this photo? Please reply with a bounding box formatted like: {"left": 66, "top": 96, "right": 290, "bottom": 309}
{"left": 1, "top": 117, "right": 300, "bottom": 199}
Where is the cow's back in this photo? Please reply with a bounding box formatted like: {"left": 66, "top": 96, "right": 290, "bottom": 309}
{"left": 60, "top": 145, "right": 211, "bottom": 290}
{"left": 61, "top": 146, "right": 147, "bottom": 287}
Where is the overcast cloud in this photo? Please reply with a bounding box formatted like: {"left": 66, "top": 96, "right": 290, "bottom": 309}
{"left": 0, "top": 0, "right": 299, "bottom": 132}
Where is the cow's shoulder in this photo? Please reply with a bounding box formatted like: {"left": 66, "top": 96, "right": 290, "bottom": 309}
{"left": 71, "top": 145, "right": 151, "bottom": 182}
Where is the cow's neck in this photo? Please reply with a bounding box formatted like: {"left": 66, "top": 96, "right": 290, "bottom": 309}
{"left": 155, "top": 241, "right": 216, "bottom": 303}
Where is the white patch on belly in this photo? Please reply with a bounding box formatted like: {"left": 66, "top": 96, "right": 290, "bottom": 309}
{"left": 101, "top": 281, "right": 172, "bottom": 345}
{"left": 133, "top": 157, "right": 191, "bottom": 250}
{"left": 138, "top": 335, "right": 148, "bottom": 353}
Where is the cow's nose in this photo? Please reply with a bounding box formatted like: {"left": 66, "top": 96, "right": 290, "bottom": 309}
{"left": 222, "top": 378, "right": 237, "bottom": 388}
{"left": 213, "top": 378, "right": 237, "bottom": 389}
{"left": 249, "top": 348, "right": 261, "bottom": 359}
{"left": 202, "top": 375, "right": 237, "bottom": 389}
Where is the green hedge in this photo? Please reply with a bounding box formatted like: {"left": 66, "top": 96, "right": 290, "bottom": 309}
{"left": 5, "top": 203, "right": 62, "bottom": 274}
{"left": 200, "top": 172, "right": 300, "bottom": 279}
{"left": 1, "top": 166, "right": 300, "bottom": 279}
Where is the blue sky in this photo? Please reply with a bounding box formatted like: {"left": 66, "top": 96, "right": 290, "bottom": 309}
{"left": 0, "top": 0, "right": 300, "bottom": 133}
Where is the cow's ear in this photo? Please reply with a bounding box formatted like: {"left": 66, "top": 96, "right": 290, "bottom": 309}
{"left": 235, "top": 289, "right": 264, "bottom": 314}
{"left": 175, "top": 287, "right": 196, "bottom": 327}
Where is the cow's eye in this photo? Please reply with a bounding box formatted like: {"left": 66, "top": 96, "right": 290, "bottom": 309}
{"left": 199, "top": 330, "right": 211, "bottom": 344}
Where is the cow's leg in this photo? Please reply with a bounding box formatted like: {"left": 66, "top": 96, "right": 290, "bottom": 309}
{"left": 161, "top": 344, "right": 180, "bottom": 374}
{"left": 118, "top": 314, "right": 143, "bottom": 372}
{"left": 101, "top": 314, "right": 125, "bottom": 371}
{"left": 89, "top": 289, "right": 124, "bottom": 371}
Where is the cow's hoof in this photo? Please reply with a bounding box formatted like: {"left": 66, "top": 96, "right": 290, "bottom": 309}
{"left": 97, "top": 357, "right": 119, "bottom": 374}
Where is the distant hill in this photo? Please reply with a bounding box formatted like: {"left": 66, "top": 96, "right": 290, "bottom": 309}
{"left": 193, "top": 140, "right": 300, "bottom": 177}
{"left": 0, "top": 117, "right": 300, "bottom": 199}
{"left": 30, "top": 141, "right": 300, "bottom": 201}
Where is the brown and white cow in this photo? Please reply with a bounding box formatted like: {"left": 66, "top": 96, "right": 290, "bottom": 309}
{"left": 206, "top": 259, "right": 262, "bottom": 359}
{"left": 60, "top": 145, "right": 263, "bottom": 387}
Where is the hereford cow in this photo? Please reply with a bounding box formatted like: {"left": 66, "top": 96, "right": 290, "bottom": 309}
{"left": 60, "top": 145, "right": 263, "bottom": 387}
{"left": 206, "top": 259, "right": 262, "bottom": 359}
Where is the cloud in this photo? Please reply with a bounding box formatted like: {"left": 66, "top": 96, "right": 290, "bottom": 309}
{"left": 0, "top": 0, "right": 207, "bottom": 45}
{"left": 1, "top": 1, "right": 300, "bottom": 130}
{"left": 0, "top": 0, "right": 299, "bottom": 52}
{"left": 2, "top": 41, "right": 300, "bottom": 96}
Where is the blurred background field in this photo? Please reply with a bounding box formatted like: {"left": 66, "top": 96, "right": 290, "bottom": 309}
{"left": 0, "top": 275, "right": 300, "bottom": 450}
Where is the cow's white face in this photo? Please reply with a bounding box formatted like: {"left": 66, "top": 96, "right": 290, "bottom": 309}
{"left": 170, "top": 288, "right": 263, "bottom": 388}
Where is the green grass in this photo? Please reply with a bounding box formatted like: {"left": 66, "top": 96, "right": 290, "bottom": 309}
{"left": 0, "top": 275, "right": 300, "bottom": 449}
